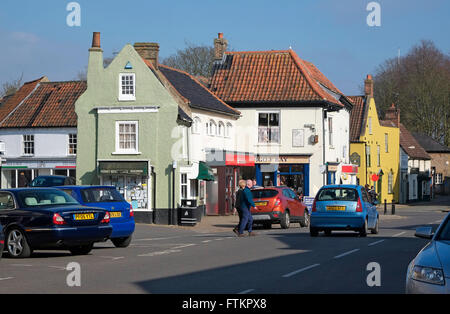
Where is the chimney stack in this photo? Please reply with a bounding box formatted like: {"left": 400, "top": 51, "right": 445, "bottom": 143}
{"left": 134, "top": 42, "right": 160, "bottom": 69}
{"left": 214, "top": 33, "right": 228, "bottom": 61}
{"left": 385, "top": 103, "right": 400, "bottom": 126}
{"left": 364, "top": 74, "right": 374, "bottom": 98}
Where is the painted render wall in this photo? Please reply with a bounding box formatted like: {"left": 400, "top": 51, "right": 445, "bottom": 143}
{"left": 75, "top": 43, "right": 183, "bottom": 213}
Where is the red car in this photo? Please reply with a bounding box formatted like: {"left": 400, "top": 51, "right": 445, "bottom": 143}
{"left": 250, "top": 187, "right": 309, "bottom": 229}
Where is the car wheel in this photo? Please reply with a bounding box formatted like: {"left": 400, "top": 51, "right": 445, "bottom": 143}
{"left": 300, "top": 211, "right": 310, "bottom": 228}
{"left": 371, "top": 217, "right": 379, "bottom": 234}
{"left": 69, "top": 243, "right": 93, "bottom": 255}
{"left": 6, "top": 228, "right": 32, "bottom": 258}
{"left": 310, "top": 227, "right": 319, "bottom": 237}
{"left": 280, "top": 211, "right": 290, "bottom": 229}
{"left": 111, "top": 235, "right": 133, "bottom": 248}
{"left": 359, "top": 219, "right": 368, "bottom": 237}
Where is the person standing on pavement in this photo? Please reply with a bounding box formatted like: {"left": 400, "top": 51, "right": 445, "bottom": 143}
{"left": 232, "top": 180, "right": 246, "bottom": 236}
{"left": 237, "top": 179, "right": 257, "bottom": 237}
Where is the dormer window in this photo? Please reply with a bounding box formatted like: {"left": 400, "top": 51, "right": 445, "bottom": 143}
{"left": 119, "top": 73, "right": 136, "bottom": 101}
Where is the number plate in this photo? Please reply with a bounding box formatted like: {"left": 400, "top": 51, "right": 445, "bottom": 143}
{"left": 326, "top": 206, "right": 346, "bottom": 211}
{"left": 110, "top": 212, "right": 122, "bottom": 218}
{"left": 254, "top": 201, "right": 268, "bottom": 206}
{"left": 74, "top": 213, "right": 95, "bottom": 220}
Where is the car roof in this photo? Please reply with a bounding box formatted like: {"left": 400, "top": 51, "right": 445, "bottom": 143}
{"left": 320, "top": 185, "right": 361, "bottom": 189}
{"left": 55, "top": 185, "right": 117, "bottom": 189}
{"left": 1, "top": 187, "right": 64, "bottom": 192}
{"left": 32, "top": 175, "right": 71, "bottom": 179}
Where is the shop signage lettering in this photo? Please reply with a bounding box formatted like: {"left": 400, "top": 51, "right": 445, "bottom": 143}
{"left": 255, "top": 155, "right": 309, "bottom": 164}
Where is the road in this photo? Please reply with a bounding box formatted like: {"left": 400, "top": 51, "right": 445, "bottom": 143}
{"left": 0, "top": 205, "right": 448, "bottom": 294}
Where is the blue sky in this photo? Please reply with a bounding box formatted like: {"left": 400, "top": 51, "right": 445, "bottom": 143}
{"left": 1, "top": 0, "right": 449, "bottom": 95}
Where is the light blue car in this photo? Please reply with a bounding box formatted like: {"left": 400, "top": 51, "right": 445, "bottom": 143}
{"left": 310, "top": 185, "right": 379, "bottom": 237}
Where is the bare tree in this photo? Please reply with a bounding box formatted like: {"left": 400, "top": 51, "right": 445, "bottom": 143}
{"left": 373, "top": 40, "right": 450, "bottom": 145}
{"left": 161, "top": 42, "right": 215, "bottom": 78}
{"left": 1, "top": 73, "right": 24, "bottom": 98}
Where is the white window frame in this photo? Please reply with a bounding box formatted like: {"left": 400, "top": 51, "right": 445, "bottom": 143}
{"left": 328, "top": 117, "right": 333, "bottom": 147}
{"left": 217, "top": 121, "right": 225, "bottom": 137}
{"left": 114, "top": 121, "right": 140, "bottom": 154}
{"left": 225, "top": 122, "right": 232, "bottom": 138}
{"left": 23, "top": 134, "right": 34, "bottom": 156}
{"left": 385, "top": 133, "right": 389, "bottom": 152}
{"left": 180, "top": 173, "right": 188, "bottom": 200}
{"left": 118, "top": 73, "right": 136, "bottom": 101}
{"left": 192, "top": 117, "right": 201, "bottom": 134}
{"left": 388, "top": 171, "right": 393, "bottom": 194}
{"left": 377, "top": 145, "right": 381, "bottom": 167}
{"left": 368, "top": 117, "right": 372, "bottom": 135}
{"left": 68, "top": 133, "right": 77, "bottom": 156}
{"left": 257, "top": 111, "right": 281, "bottom": 144}
{"left": 208, "top": 120, "right": 217, "bottom": 137}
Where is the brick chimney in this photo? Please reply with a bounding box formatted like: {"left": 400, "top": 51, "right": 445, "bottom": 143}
{"left": 214, "top": 33, "right": 228, "bottom": 61}
{"left": 364, "top": 74, "right": 374, "bottom": 98}
{"left": 385, "top": 103, "right": 400, "bottom": 126}
{"left": 87, "top": 32, "right": 104, "bottom": 84}
{"left": 134, "top": 42, "right": 159, "bottom": 69}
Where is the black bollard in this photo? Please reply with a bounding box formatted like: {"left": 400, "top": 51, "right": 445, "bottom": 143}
{"left": 391, "top": 201, "right": 396, "bottom": 215}
{"left": 384, "top": 199, "right": 387, "bottom": 215}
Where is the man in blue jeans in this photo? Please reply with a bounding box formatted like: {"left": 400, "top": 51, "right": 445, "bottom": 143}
{"left": 238, "top": 179, "right": 258, "bottom": 237}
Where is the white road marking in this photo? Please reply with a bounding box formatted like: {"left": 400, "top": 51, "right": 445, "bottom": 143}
{"left": 138, "top": 249, "right": 182, "bottom": 257}
{"left": 99, "top": 256, "right": 125, "bottom": 260}
{"left": 0, "top": 277, "right": 14, "bottom": 281}
{"left": 334, "top": 249, "right": 360, "bottom": 259}
{"left": 214, "top": 238, "right": 224, "bottom": 241}
{"left": 368, "top": 239, "right": 386, "bottom": 247}
{"left": 11, "top": 264, "right": 33, "bottom": 267}
{"left": 48, "top": 266, "right": 66, "bottom": 271}
{"left": 392, "top": 231, "right": 407, "bottom": 237}
{"left": 171, "top": 244, "right": 196, "bottom": 249}
{"left": 202, "top": 240, "right": 212, "bottom": 243}
{"left": 134, "top": 237, "right": 179, "bottom": 241}
{"left": 435, "top": 220, "right": 442, "bottom": 224}
{"left": 282, "top": 264, "right": 321, "bottom": 278}
{"left": 238, "top": 289, "right": 255, "bottom": 294}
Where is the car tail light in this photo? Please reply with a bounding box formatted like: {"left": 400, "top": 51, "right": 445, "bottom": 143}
{"left": 356, "top": 198, "right": 363, "bottom": 212}
{"left": 101, "top": 211, "right": 110, "bottom": 224}
{"left": 312, "top": 199, "right": 317, "bottom": 212}
{"left": 53, "top": 213, "right": 66, "bottom": 225}
{"left": 130, "top": 204, "right": 134, "bottom": 217}
{"left": 0, "top": 240, "right": 4, "bottom": 245}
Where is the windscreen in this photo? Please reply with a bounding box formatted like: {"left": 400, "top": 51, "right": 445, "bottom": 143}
{"left": 81, "top": 188, "right": 124, "bottom": 203}
{"left": 251, "top": 189, "right": 279, "bottom": 199}
{"left": 30, "top": 177, "right": 65, "bottom": 187}
{"left": 436, "top": 216, "right": 450, "bottom": 241}
{"left": 317, "top": 188, "right": 358, "bottom": 201}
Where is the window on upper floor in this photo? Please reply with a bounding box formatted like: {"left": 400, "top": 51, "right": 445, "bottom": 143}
{"left": 23, "top": 135, "right": 34, "bottom": 156}
{"left": 377, "top": 145, "right": 381, "bottom": 167}
{"left": 207, "top": 120, "right": 217, "bottom": 136}
{"left": 115, "top": 121, "right": 138, "bottom": 154}
{"left": 192, "top": 117, "right": 201, "bottom": 134}
{"left": 385, "top": 133, "right": 389, "bottom": 152}
{"left": 119, "top": 73, "right": 136, "bottom": 101}
{"left": 258, "top": 112, "right": 280, "bottom": 144}
{"left": 328, "top": 117, "right": 333, "bottom": 147}
{"left": 225, "top": 123, "right": 232, "bottom": 138}
{"left": 217, "top": 121, "right": 225, "bottom": 137}
{"left": 68, "top": 134, "right": 77, "bottom": 155}
{"left": 368, "top": 117, "right": 372, "bottom": 135}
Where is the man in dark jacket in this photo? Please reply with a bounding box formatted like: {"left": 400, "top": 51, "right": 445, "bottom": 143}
{"left": 237, "top": 180, "right": 257, "bottom": 237}
{"left": 233, "top": 180, "right": 246, "bottom": 235}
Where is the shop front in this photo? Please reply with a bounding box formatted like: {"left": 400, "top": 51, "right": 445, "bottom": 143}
{"left": 98, "top": 161, "right": 150, "bottom": 211}
{"left": 205, "top": 150, "right": 255, "bottom": 215}
{"left": 0, "top": 158, "right": 76, "bottom": 188}
{"left": 255, "top": 155, "right": 310, "bottom": 196}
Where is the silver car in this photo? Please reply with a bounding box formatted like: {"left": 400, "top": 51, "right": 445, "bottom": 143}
{"left": 406, "top": 212, "right": 450, "bottom": 293}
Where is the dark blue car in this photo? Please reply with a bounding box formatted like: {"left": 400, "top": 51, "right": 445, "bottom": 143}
{"left": 0, "top": 188, "right": 112, "bottom": 258}
{"left": 57, "top": 186, "right": 135, "bottom": 248}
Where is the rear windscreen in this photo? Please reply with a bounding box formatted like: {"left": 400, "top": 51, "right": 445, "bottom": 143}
{"left": 30, "top": 177, "right": 65, "bottom": 187}
{"left": 81, "top": 188, "right": 124, "bottom": 203}
{"left": 251, "top": 189, "right": 279, "bottom": 199}
{"left": 317, "top": 188, "right": 358, "bottom": 201}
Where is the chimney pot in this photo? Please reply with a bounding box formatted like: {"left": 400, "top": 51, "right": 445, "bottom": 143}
{"left": 92, "top": 32, "right": 101, "bottom": 49}
{"left": 218, "top": 33, "right": 223, "bottom": 39}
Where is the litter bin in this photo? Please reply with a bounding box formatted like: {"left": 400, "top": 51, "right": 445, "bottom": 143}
{"left": 178, "top": 199, "right": 198, "bottom": 226}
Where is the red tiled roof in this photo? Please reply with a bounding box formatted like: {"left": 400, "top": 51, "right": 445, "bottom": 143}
{"left": 0, "top": 77, "right": 46, "bottom": 123}
{"left": 0, "top": 81, "right": 86, "bottom": 128}
{"left": 398, "top": 123, "right": 430, "bottom": 160}
{"left": 210, "top": 49, "right": 345, "bottom": 107}
{"left": 348, "top": 95, "right": 366, "bottom": 142}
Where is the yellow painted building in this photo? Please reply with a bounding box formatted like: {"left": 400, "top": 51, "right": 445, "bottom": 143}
{"left": 348, "top": 75, "right": 400, "bottom": 203}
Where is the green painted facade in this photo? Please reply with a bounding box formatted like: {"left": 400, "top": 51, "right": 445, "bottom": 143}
{"left": 75, "top": 43, "right": 186, "bottom": 222}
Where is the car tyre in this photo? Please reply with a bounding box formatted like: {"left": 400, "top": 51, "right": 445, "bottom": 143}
{"left": 111, "top": 235, "right": 133, "bottom": 248}
{"left": 6, "top": 228, "right": 32, "bottom": 258}
{"left": 69, "top": 243, "right": 93, "bottom": 255}
{"left": 371, "top": 217, "right": 379, "bottom": 234}
{"left": 280, "top": 211, "right": 290, "bottom": 229}
{"left": 310, "top": 227, "right": 319, "bottom": 237}
{"left": 300, "top": 211, "right": 310, "bottom": 228}
{"left": 359, "top": 219, "right": 368, "bottom": 237}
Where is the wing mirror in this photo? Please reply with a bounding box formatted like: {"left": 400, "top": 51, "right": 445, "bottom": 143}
{"left": 415, "top": 226, "right": 434, "bottom": 239}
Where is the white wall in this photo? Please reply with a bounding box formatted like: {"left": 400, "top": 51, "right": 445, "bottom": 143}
{"left": 0, "top": 128, "right": 77, "bottom": 158}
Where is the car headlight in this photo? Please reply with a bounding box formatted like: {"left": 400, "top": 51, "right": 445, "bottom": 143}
{"left": 411, "top": 265, "right": 445, "bottom": 285}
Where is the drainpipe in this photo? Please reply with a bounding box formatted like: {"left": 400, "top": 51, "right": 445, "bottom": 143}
{"left": 322, "top": 108, "right": 327, "bottom": 186}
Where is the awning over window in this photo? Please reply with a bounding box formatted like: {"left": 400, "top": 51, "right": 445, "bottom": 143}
{"left": 98, "top": 161, "right": 148, "bottom": 175}
{"left": 196, "top": 161, "right": 215, "bottom": 181}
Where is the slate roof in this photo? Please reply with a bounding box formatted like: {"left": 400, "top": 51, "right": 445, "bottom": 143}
{"left": 412, "top": 132, "right": 450, "bottom": 153}
{"left": 209, "top": 49, "right": 349, "bottom": 109}
{"left": 0, "top": 81, "right": 86, "bottom": 128}
{"left": 347, "top": 95, "right": 366, "bottom": 142}
{"left": 158, "top": 64, "right": 240, "bottom": 116}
